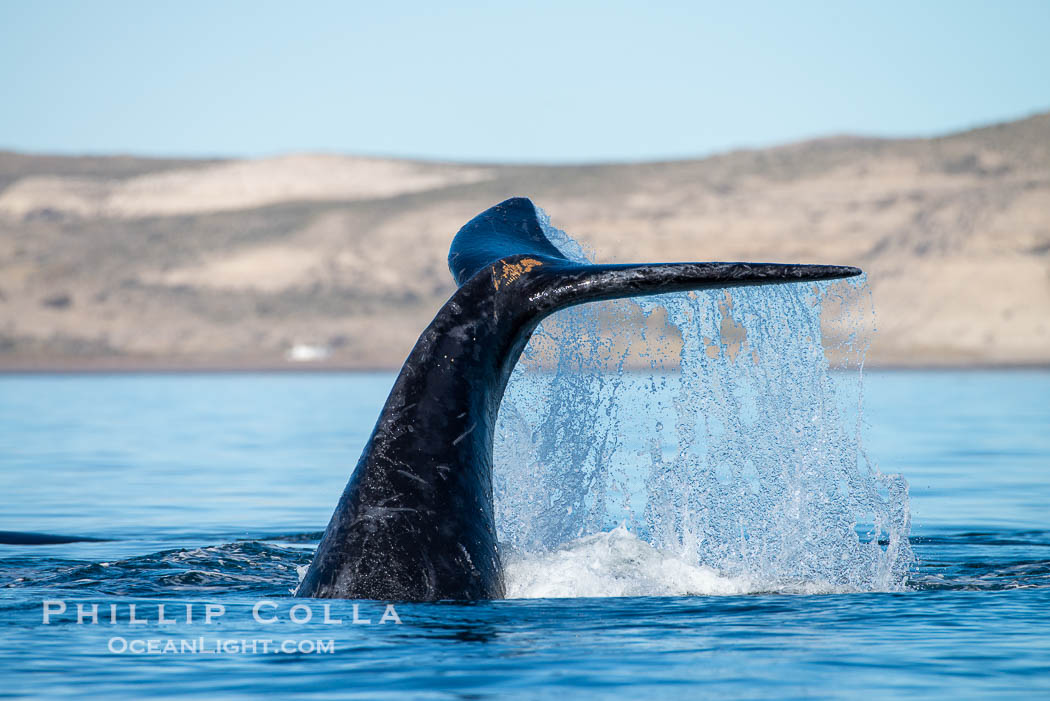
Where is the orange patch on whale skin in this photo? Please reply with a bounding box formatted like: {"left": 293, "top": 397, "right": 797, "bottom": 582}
{"left": 493, "top": 258, "right": 543, "bottom": 289}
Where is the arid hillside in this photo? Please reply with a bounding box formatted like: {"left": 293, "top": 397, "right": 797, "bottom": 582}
{"left": 1, "top": 113, "right": 1048, "bottom": 369}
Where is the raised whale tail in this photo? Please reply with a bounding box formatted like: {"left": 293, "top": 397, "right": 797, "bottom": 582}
{"left": 296, "top": 197, "right": 861, "bottom": 601}
{"left": 449, "top": 196, "right": 861, "bottom": 311}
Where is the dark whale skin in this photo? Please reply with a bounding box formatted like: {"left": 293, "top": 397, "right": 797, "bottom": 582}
{"left": 0, "top": 531, "right": 109, "bottom": 545}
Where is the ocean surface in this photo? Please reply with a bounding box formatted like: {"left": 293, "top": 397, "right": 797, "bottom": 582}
{"left": 1, "top": 370, "right": 1048, "bottom": 699}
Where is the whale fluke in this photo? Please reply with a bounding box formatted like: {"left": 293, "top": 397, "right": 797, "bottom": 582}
{"left": 296, "top": 197, "right": 861, "bottom": 601}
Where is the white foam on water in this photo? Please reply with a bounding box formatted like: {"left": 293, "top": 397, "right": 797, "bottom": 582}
{"left": 292, "top": 564, "right": 309, "bottom": 595}
{"left": 504, "top": 523, "right": 757, "bottom": 598}
{"left": 503, "top": 524, "right": 869, "bottom": 598}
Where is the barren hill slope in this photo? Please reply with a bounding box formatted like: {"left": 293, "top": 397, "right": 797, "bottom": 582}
{"left": 1, "top": 112, "right": 1047, "bottom": 369}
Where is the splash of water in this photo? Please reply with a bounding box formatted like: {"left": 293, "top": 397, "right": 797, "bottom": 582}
{"left": 494, "top": 210, "right": 913, "bottom": 597}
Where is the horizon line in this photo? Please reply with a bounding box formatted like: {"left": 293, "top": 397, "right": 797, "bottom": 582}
{"left": 2, "top": 107, "right": 1046, "bottom": 169}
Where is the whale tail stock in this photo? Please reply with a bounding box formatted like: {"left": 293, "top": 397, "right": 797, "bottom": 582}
{"left": 295, "top": 197, "right": 861, "bottom": 601}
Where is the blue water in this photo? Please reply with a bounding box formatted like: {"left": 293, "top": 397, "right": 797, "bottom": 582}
{"left": 1, "top": 371, "right": 1049, "bottom": 698}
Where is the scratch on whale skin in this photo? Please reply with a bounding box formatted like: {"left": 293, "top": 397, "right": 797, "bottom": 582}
{"left": 396, "top": 470, "right": 429, "bottom": 487}
{"left": 351, "top": 505, "right": 418, "bottom": 530}
{"left": 452, "top": 422, "right": 476, "bottom": 446}
{"left": 458, "top": 543, "right": 475, "bottom": 570}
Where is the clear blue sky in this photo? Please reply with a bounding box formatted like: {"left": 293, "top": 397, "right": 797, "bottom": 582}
{"left": 1, "top": 0, "right": 1047, "bottom": 163}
